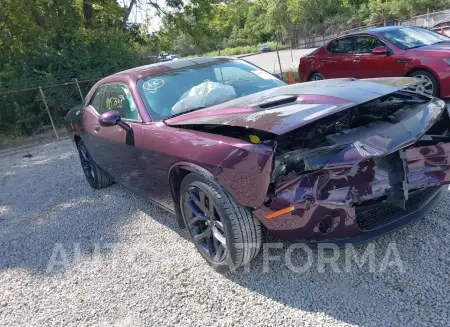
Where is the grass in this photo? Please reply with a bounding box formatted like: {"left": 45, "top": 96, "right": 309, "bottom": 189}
{"left": 0, "top": 133, "right": 25, "bottom": 146}
{"left": 281, "top": 71, "right": 300, "bottom": 83}
{"left": 204, "top": 42, "right": 290, "bottom": 57}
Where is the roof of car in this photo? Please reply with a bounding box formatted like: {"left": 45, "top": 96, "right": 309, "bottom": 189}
{"left": 333, "top": 25, "right": 416, "bottom": 39}
{"left": 364, "top": 26, "right": 408, "bottom": 33}
{"left": 114, "top": 56, "right": 233, "bottom": 78}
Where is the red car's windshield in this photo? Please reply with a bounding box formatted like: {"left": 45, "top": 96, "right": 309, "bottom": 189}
{"left": 137, "top": 60, "right": 285, "bottom": 121}
{"left": 379, "top": 26, "right": 450, "bottom": 50}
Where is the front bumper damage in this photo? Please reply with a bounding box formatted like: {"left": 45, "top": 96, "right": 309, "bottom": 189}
{"left": 253, "top": 97, "right": 449, "bottom": 244}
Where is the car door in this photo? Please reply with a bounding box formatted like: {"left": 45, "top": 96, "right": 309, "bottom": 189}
{"left": 322, "top": 37, "right": 357, "bottom": 78}
{"left": 352, "top": 35, "right": 403, "bottom": 78}
{"left": 82, "top": 83, "right": 143, "bottom": 187}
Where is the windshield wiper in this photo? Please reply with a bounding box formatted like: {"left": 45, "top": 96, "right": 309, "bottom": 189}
{"left": 163, "top": 107, "right": 207, "bottom": 121}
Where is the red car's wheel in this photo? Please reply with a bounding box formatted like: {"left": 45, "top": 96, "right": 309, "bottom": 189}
{"left": 308, "top": 72, "right": 325, "bottom": 81}
{"left": 180, "top": 173, "right": 262, "bottom": 273}
{"left": 77, "top": 140, "right": 113, "bottom": 189}
{"left": 408, "top": 70, "right": 439, "bottom": 97}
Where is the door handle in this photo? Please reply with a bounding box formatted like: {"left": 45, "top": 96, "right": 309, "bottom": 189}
{"left": 353, "top": 59, "right": 361, "bottom": 63}
{"left": 94, "top": 125, "right": 100, "bottom": 132}
{"left": 321, "top": 59, "right": 330, "bottom": 63}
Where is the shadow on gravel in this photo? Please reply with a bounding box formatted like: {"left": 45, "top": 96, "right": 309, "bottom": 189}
{"left": 0, "top": 140, "right": 187, "bottom": 274}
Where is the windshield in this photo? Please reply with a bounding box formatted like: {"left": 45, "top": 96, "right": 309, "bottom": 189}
{"left": 137, "top": 59, "right": 285, "bottom": 121}
{"left": 379, "top": 26, "right": 449, "bottom": 50}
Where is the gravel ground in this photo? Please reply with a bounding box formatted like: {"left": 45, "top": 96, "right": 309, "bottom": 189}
{"left": 0, "top": 139, "right": 449, "bottom": 327}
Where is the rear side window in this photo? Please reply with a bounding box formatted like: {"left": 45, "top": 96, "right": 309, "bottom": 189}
{"left": 89, "top": 87, "right": 105, "bottom": 113}
{"left": 327, "top": 37, "right": 354, "bottom": 54}
{"left": 355, "top": 36, "right": 386, "bottom": 54}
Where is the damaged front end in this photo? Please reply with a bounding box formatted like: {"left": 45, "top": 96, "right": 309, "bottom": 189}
{"left": 254, "top": 90, "right": 449, "bottom": 243}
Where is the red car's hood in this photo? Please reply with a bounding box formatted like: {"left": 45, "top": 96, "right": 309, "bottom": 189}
{"left": 165, "top": 78, "right": 422, "bottom": 135}
{"left": 411, "top": 41, "right": 450, "bottom": 53}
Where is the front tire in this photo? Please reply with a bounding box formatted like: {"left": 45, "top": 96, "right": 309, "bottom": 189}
{"left": 77, "top": 139, "right": 113, "bottom": 189}
{"left": 180, "top": 173, "right": 262, "bottom": 273}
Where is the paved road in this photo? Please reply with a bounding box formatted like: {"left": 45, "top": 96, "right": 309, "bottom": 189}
{"left": 244, "top": 48, "right": 317, "bottom": 74}
{"left": 0, "top": 139, "right": 449, "bottom": 326}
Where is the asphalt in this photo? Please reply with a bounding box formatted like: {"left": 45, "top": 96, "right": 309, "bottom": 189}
{"left": 244, "top": 48, "right": 317, "bottom": 73}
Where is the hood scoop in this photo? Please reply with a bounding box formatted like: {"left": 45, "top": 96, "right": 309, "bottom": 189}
{"left": 249, "top": 95, "right": 299, "bottom": 109}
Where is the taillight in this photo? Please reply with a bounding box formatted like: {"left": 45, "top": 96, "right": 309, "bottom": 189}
{"left": 300, "top": 56, "right": 314, "bottom": 65}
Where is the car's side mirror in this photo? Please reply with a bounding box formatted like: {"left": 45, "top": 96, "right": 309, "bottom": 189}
{"left": 372, "top": 46, "right": 388, "bottom": 55}
{"left": 99, "top": 110, "right": 121, "bottom": 127}
{"left": 99, "top": 110, "right": 132, "bottom": 131}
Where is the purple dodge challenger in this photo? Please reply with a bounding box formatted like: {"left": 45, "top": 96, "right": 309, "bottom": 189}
{"left": 66, "top": 57, "right": 449, "bottom": 272}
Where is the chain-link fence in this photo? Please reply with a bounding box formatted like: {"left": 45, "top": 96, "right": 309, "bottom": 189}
{"left": 0, "top": 55, "right": 162, "bottom": 143}
{"left": 0, "top": 47, "right": 167, "bottom": 143}
{"left": 0, "top": 76, "right": 101, "bottom": 141}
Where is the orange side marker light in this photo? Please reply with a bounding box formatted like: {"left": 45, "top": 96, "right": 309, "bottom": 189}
{"left": 265, "top": 205, "right": 295, "bottom": 220}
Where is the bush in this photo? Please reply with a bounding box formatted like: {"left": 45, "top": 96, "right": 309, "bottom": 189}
{"left": 0, "top": 29, "right": 141, "bottom": 139}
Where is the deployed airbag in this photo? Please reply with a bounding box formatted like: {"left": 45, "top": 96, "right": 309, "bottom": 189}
{"left": 172, "top": 81, "right": 237, "bottom": 114}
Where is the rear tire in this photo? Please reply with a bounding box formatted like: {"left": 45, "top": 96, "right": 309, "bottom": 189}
{"left": 308, "top": 72, "right": 325, "bottom": 81}
{"left": 180, "top": 173, "right": 262, "bottom": 273}
{"left": 77, "top": 139, "right": 113, "bottom": 189}
{"left": 408, "top": 70, "right": 439, "bottom": 97}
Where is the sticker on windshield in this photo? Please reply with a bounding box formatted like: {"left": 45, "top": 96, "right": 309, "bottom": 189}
{"left": 251, "top": 70, "right": 278, "bottom": 80}
{"left": 143, "top": 79, "right": 165, "bottom": 92}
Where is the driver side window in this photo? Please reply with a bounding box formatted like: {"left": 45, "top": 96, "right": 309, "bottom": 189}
{"left": 355, "top": 36, "right": 386, "bottom": 54}
{"left": 102, "top": 84, "right": 140, "bottom": 121}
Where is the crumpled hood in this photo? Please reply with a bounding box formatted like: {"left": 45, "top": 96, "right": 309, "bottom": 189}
{"left": 165, "top": 77, "right": 423, "bottom": 135}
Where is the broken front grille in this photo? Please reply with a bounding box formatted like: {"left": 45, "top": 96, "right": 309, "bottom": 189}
{"left": 355, "top": 187, "right": 439, "bottom": 231}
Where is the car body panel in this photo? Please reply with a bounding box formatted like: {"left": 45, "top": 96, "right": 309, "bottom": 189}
{"left": 406, "top": 142, "right": 450, "bottom": 189}
{"left": 79, "top": 113, "right": 275, "bottom": 209}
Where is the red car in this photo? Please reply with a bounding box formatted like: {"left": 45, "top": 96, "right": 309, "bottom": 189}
{"left": 299, "top": 26, "right": 450, "bottom": 98}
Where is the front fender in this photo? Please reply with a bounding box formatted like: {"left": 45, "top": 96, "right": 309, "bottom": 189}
{"left": 168, "top": 144, "right": 275, "bottom": 209}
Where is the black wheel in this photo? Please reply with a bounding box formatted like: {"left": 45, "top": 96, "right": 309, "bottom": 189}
{"left": 408, "top": 70, "right": 439, "bottom": 97}
{"left": 308, "top": 72, "right": 325, "bottom": 81}
{"left": 180, "top": 173, "right": 262, "bottom": 273}
{"left": 77, "top": 139, "right": 113, "bottom": 189}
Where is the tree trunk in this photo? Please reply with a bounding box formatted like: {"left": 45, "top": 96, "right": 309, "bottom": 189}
{"left": 83, "top": 0, "right": 93, "bottom": 27}
{"left": 123, "top": 0, "right": 137, "bottom": 28}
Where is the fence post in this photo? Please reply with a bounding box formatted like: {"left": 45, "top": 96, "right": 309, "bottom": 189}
{"left": 75, "top": 78, "right": 83, "bottom": 101}
{"left": 39, "top": 87, "right": 59, "bottom": 140}
{"left": 276, "top": 39, "right": 283, "bottom": 76}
